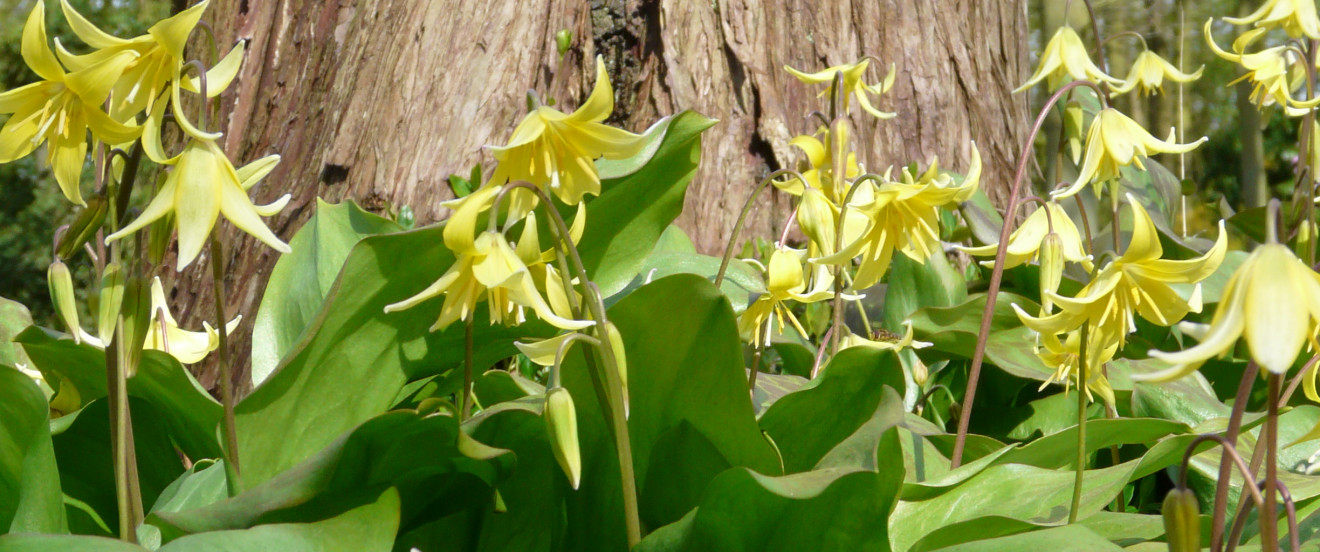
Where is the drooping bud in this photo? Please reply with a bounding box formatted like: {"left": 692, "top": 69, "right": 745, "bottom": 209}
{"left": 49, "top": 375, "right": 82, "bottom": 416}
{"left": 1161, "top": 487, "right": 1201, "bottom": 552}
{"left": 97, "top": 263, "right": 126, "bottom": 345}
{"left": 910, "top": 353, "right": 929, "bottom": 387}
{"left": 544, "top": 387, "right": 582, "bottom": 490}
{"left": 118, "top": 277, "right": 153, "bottom": 377}
{"left": 1063, "top": 101, "right": 1086, "bottom": 164}
{"left": 603, "top": 321, "right": 629, "bottom": 418}
{"left": 47, "top": 260, "right": 80, "bottom": 344}
{"left": 797, "top": 187, "right": 837, "bottom": 255}
{"left": 148, "top": 214, "right": 174, "bottom": 266}
{"left": 555, "top": 30, "right": 573, "bottom": 57}
{"left": 56, "top": 193, "right": 107, "bottom": 260}
{"left": 1038, "top": 232, "right": 1065, "bottom": 314}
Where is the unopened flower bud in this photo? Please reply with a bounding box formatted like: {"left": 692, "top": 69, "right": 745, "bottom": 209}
{"left": 118, "top": 277, "right": 153, "bottom": 377}
{"left": 555, "top": 30, "right": 573, "bottom": 57}
{"left": 1161, "top": 487, "right": 1201, "bottom": 552}
{"left": 1038, "top": 232, "right": 1065, "bottom": 314}
{"left": 47, "top": 260, "right": 80, "bottom": 344}
{"left": 56, "top": 193, "right": 107, "bottom": 260}
{"left": 97, "top": 263, "right": 125, "bottom": 345}
{"left": 603, "top": 321, "right": 629, "bottom": 418}
{"left": 910, "top": 354, "right": 929, "bottom": 387}
{"left": 544, "top": 387, "right": 582, "bottom": 490}
{"left": 797, "top": 187, "right": 837, "bottom": 255}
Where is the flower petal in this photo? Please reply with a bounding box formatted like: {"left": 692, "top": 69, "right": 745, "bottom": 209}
{"left": 149, "top": 0, "right": 208, "bottom": 60}
{"left": 21, "top": 4, "right": 65, "bottom": 83}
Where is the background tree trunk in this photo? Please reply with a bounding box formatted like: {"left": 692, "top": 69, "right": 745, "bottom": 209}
{"left": 170, "top": 0, "right": 1029, "bottom": 392}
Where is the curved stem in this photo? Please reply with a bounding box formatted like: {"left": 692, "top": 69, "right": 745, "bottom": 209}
{"left": 1279, "top": 480, "right": 1301, "bottom": 552}
{"left": 810, "top": 326, "right": 835, "bottom": 379}
{"left": 1262, "top": 373, "right": 1282, "bottom": 551}
{"left": 461, "top": 317, "right": 474, "bottom": 420}
{"left": 181, "top": 61, "right": 210, "bottom": 133}
{"left": 951, "top": 79, "right": 1108, "bottom": 468}
{"left": 714, "top": 170, "right": 811, "bottom": 287}
{"left": 1211, "top": 362, "right": 1260, "bottom": 552}
{"left": 1069, "top": 324, "right": 1090, "bottom": 524}
{"left": 1280, "top": 355, "right": 1320, "bottom": 405}
{"left": 747, "top": 345, "right": 763, "bottom": 390}
{"left": 1071, "top": 191, "right": 1097, "bottom": 257}
{"left": 1178, "top": 434, "right": 1266, "bottom": 510}
{"left": 210, "top": 235, "right": 242, "bottom": 497}
{"left": 1098, "top": 30, "right": 1148, "bottom": 53}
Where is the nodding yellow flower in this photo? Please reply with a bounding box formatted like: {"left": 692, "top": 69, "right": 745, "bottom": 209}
{"left": 774, "top": 122, "right": 861, "bottom": 200}
{"left": 1052, "top": 108, "right": 1205, "bottom": 201}
{"left": 838, "top": 322, "right": 932, "bottom": 352}
{"left": 56, "top": 0, "right": 242, "bottom": 129}
{"left": 784, "top": 58, "right": 897, "bottom": 119}
{"left": 143, "top": 277, "right": 239, "bottom": 365}
{"left": 958, "top": 201, "right": 1091, "bottom": 271}
{"left": 1014, "top": 26, "right": 1123, "bottom": 93}
{"left": 738, "top": 247, "right": 845, "bottom": 347}
{"left": 105, "top": 136, "right": 290, "bottom": 270}
{"left": 1015, "top": 198, "right": 1227, "bottom": 350}
{"left": 814, "top": 144, "right": 982, "bottom": 288}
{"left": 1140, "top": 242, "right": 1320, "bottom": 381}
{"left": 488, "top": 56, "right": 646, "bottom": 214}
{"left": 384, "top": 230, "right": 592, "bottom": 332}
{"left": 0, "top": 3, "right": 141, "bottom": 205}
{"left": 1223, "top": 0, "right": 1320, "bottom": 39}
{"left": 1035, "top": 329, "right": 1118, "bottom": 407}
{"left": 1206, "top": 23, "right": 1320, "bottom": 115}
{"left": 1110, "top": 50, "right": 1204, "bottom": 97}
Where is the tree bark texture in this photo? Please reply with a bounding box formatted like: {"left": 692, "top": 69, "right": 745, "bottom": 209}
{"left": 169, "top": 0, "right": 1029, "bottom": 392}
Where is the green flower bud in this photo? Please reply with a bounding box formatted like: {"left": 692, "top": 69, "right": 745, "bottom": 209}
{"left": 57, "top": 192, "right": 107, "bottom": 260}
{"left": 1161, "top": 487, "right": 1201, "bottom": 552}
{"left": 47, "top": 260, "right": 80, "bottom": 344}
{"left": 544, "top": 387, "right": 582, "bottom": 490}
{"left": 118, "top": 277, "right": 154, "bottom": 377}
{"left": 1038, "top": 232, "right": 1065, "bottom": 314}
{"left": 555, "top": 30, "right": 573, "bottom": 57}
{"left": 1063, "top": 101, "right": 1086, "bottom": 164}
{"left": 97, "top": 263, "right": 126, "bottom": 345}
{"left": 148, "top": 213, "right": 175, "bottom": 267}
{"left": 603, "top": 321, "right": 628, "bottom": 417}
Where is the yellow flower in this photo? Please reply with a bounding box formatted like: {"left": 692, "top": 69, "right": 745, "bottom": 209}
{"left": 104, "top": 136, "right": 290, "bottom": 270}
{"left": 1140, "top": 243, "right": 1320, "bottom": 381}
{"left": 1052, "top": 108, "right": 1205, "bottom": 201}
{"left": 1223, "top": 0, "right": 1320, "bottom": 39}
{"left": 1014, "top": 26, "right": 1123, "bottom": 93}
{"left": 784, "top": 58, "right": 897, "bottom": 119}
{"left": 815, "top": 144, "right": 982, "bottom": 288}
{"left": 143, "top": 276, "right": 240, "bottom": 365}
{"left": 55, "top": 0, "right": 242, "bottom": 128}
{"left": 384, "top": 230, "right": 592, "bottom": 332}
{"left": 738, "top": 248, "right": 843, "bottom": 346}
{"left": 1015, "top": 198, "right": 1226, "bottom": 349}
{"left": 1035, "top": 329, "right": 1118, "bottom": 406}
{"left": 0, "top": 3, "right": 141, "bottom": 205}
{"left": 488, "top": 56, "right": 646, "bottom": 213}
{"left": 1207, "top": 23, "right": 1319, "bottom": 115}
{"left": 958, "top": 201, "right": 1091, "bottom": 271}
{"left": 1109, "top": 50, "right": 1203, "bottom": 97}
{"left": 773, "top": 123, "right": 861, "bottom": 200}
{"left": 838, "top": 322, "right": 932, "bottom": 352}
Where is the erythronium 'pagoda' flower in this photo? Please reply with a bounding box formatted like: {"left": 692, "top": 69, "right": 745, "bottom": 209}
{"left": 815, "top": 144, "right": 982, "bottom": 288}
{"left": 1223, "top": 0, "right": 1320, "bottom": 39}
{"left": 143, "top": 277, "right": 239, "bottom": 364}
{"left": 1015, "top": 197, "right": 1227, "bottom": 350}
{"left": 1014, "top": 26, "right": 1123, "bottom": 93}
{"left": 739, "top": 248, "right": 847, "bottom": 347}
{"left": 959, "top": 201, "right": 1091, "bottom": 271}
{"left": 784, "top": 58, "right": 897, "bottom": 119}
{"left": 1036, "top": 330, "right": 1118, "bottom": 407}
{"left": 0, "top": 3, "right": 141, "bottom": 205}
{"left": 104, "top": 136, "right": 291, "bottom": 270}
{"left": 384, "top": 229, "right": 592, "bottom": 332}
{"left": 1206, "top": 24, "right": 1320, "bottom": 115}
{"left": 55, "top": 0, "right": 242, "bottom": 126}
{"left": 838, "top": 323, "right": 932, "bottom": 352}
{"left": 1139, "top": 242, "right": 1320, "bottom": 381}
{"left": 1109, "top": 50, "right": 1204, "bottom": 97}
{"left": 1052, "top": 108, "right": 1205, "bottom": 201}
{"left": 773, "top": 123, "right": 862, "bottom": 200}
{"left": 488, "top": 56, "right": 647, "bottom": 215}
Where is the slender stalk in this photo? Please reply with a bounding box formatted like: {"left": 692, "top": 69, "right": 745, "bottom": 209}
{"left": 1227, "top": 366, "right": 1301, "bottom": 552}
{"left": 1179, "top": 434, "right": 1266, "bottom": 509}
{"left": 713, "top": 169, "right": 810, "bottom": 288}
{"left": 209, "top": 236, "right": 242, "bottom": 496}
{"left": 1262, "top": 373, "right": 1281, "bottom": 551}
{"left": 461, "top": 317, "right": 474, "bottom": 420}
{"left": 951, "top": 80, "right": 1109, "bottom": 468}
{"left": 1211, "top": 362, "right": 1260, "bottom": 552}
{"left": 1069, "top": 324, "right": 1090, "bottom": 524}
{"left": 747, "top": 346, "right": 763, "bottom": 390}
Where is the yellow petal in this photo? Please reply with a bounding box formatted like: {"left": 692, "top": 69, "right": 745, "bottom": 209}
{"left": 21, "top": 4, "right": 65, "bottom": 83}
{"left": 220, "top": 180, "right": 290, "bottom": 254}
{"left": 84, "top": 101, "right": 142, "bottom": 144}
{"left": 442, "top": 185, "right": 499, "bottom": 253}
{"left": 236, "top": 154, "right": 281, "bottom": 190}
{"left": 173, "top": 144, "right": 224, "bottom": 269}
{"left": 107, "top": 171, "right": 180, "bottom": 245}
{"left": 515, "top": 332, "right": 581, "bottom": 366}
{"left": 184, "top": 40, "right": 246, "bottom": 98}
{"left": 50, "top": 135, "right": 88, "bottom": 206}
{"left": 383, "top": 267, "right": 462, "bottom": 314}
{"left": 149, "top": 0, "right": 209, "bottom": 60}
{"left": 61, "top": 0, "right": 130, "bottom": 49}
{"left": 65, "top": 50, "right": 138, "bottom": 106}
{"left": 569, "top": 56, "right": 613, "bottom": 123}
{"left": 1244, "top": 245, "right": 1319, "bottom": 373}
{"left": 1121, "top": 197, "right": 1164, "bottom": 262}
{"left": 252, "top": 194, "right": 290, "bottom": 217}
{"left": 170, "top": 69, "right": 224, "bottom": 141}
{"left": 0, "top": 106, "right": 42, "bottom": 163}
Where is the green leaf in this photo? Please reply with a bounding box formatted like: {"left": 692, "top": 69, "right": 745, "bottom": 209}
{"left": 250, "top": 199, "right": 403, "bottom": 386}
{"left": 150, "top": 410, "right": 510, "bottom": 543}
{"left": 617, "top": 250, "right": 765, "bottom": 313}
{"left": 0, "top": 365, "right": 65, "bottom": 534}
{"left": 0, "top": 534, "right": 147, "bottom": 551}
{"left": 760, "top": 350, "right": 903, "bottom": 473}
{"left": 883, "top": 252, "right": 967, "bottom": 331}
{"left": 16, "top": 328, "right": 221, "bottom": 460}
{"left": 155, "top": 488, "right": 400, "bottom": 552}
{"left": 0, "top": 297, "right": 32, "bottom": 369}
{"left": 922, "top": 524, "right": 1124, "bottom": 551}
{"left": 907, "top": 292, "right": 1055, "bottom": 381}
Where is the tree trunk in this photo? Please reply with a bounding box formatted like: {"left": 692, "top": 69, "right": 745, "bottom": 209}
{"left": 171, "top": 0, "right": 1029, "bottom": 392}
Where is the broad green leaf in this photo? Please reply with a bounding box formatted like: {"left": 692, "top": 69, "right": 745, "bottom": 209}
{"left": 617, "top": 250, "right": 765, "bottom": 313}
{"left": 250, "top": 199, "right": 403, "bottom": 386}
{"left": 0, "top": 534, "right": 146, "bottom": 551}
{"left": 138, "top": 460, "right": 228, "bottom": 548}
{"left": 883, "top": 252, "right": 966, "bottom": 331}
{"left": 813, "top": 387, "right": 908, "bottom": 471}
{"left": 994, "top": 417, "right": 1190, "bottom": 469}
{"left": 751, "top": 371, "right": 807, "bottom": 415}
{"left": 0, "top": 297, "right": 32, "bottom": 369}
{"left": 0, "top": 365, "right": 65, "bottom": 534}
{"left": 155, "top": 488, "right": 399, "bottom": 552}
{"left": 1131, "top": 375, "right": 1229, "bottom": 428}
{"left": 17, "top": 328, "right": 221, "bottom": 460}
{"left": 760, "top": 350, "right": 903, "bottom": 473}
{"left": 925, "top": 524, "right": 1123, "bottom": 551}
{"left": 907, "top": 292, "right": 1055, "bottom": 381}
{"left": 150, "top": 410, "right": 511, "bottom": 543}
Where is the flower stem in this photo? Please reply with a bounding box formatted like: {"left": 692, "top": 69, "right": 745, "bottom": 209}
{"left": 747, "top": 345, "right": 763, "bottom": 391}
{"left": 951, "top": 79, "right": 1108, "bottom": 468}
{"left": 462, "top": 317, "right": 474, "bottom": 420}
{"left": 1069, "top": 324, "right": 1090, "bottom": 524}
{"left": 209, "top": 235, "right": 242, "bottom": 497}
{"left": 1262, "top": 373, "right": 1281, "bottom": 551}
{"left": 1211, "top": 362, "right": 1259, "bottom": 552}
{"left": 714, "top": 169, "right": 810, "bottom": 288}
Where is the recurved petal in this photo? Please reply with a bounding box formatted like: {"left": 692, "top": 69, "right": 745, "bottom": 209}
{"left": 383, "top": 266, "right": 463, "bottom": 313}
{"left": 65, "top": 50, "right": 137, "bottom": 106}
{"left": 789, "top": 134, "right": 827, "bottom": 168}
{"left": 184, "top": 40, "right": 245, "bottom": 97}
{"left": 559, "top": 121, "right": 644, "bottom": 159}
{"left": 570, "top": 56, "right": 614, "bottom": 123}
{"left": 1130, "top": 220, "right": 1228, "bottom": 283}
{"left": 50, "top": 135, "right": 88, "bottom": 206}
{"left": 220, "top": 178, "right": 290, "bottom": 255}
{"left": 84, "top": 101, "right": 143, "bottom": 144}
{"left": 515, "top": 332, "right": 581, "bottom": 367}
{"left": 0, "top": 106, "right": 42, "bottom": 163}
{"left": 0, "top": 81, "right": 50, "bottom": 114}
{"left": 1121, "top": 197, "right": 1164, "bottom": 262}
{"left": 149, "top": 0, "right": 208, "bottom": 60}
{"left": 253, "top": 194, "right": 291, "bottom": 217}
{"left": 106, "top": 172, "right": 179, "bottom": 244}
{"left": 236, "top": 154, "right": 281, "bottom": 190}
{"left": 442, "top": 185, "right": 499, "bottom": 253}
{"left": 61, "top": 0, "right": 130, "bottom": 48}
{"left": 21, "top": 4, "right": 65, "bottom": 83}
